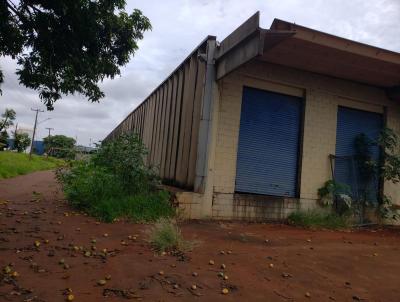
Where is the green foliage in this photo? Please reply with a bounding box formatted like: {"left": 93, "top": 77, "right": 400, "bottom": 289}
{"left": 57, "top": 133, "right": 173, "bottom": 223}
{"left": 148, "top": 218, "right": 189, "bottom": 253}
{"left": 92, "top": 133, "right": 159, "bottom": 194}
{"left": 318, "top": 180, "right": 352, "bottom": 207}
{"left": 13, "top": 132, "right": 31, "bottom": 152}
{"left": 288, "top": 210, "right": 350, "bottom": 229}
{"left": 377, "top": 128, "right": 400, "bottom": 184}
{"left": 44, "top": 134, "right": 76, "bottom": 159}
{"left": 0, "top": 108, "right": 16, "bottom": 132}
{"left": 0, "top": 130, "right": 9, "bottom": 150}
{"left": 377, "top": 195, "right": 399, "bottom": 221}
{"left": 1, "top": 1, "right": 151, "bottom": 110}
{"left": 57, "top": 161, "right": 124, "bottom": 209}
{"left": 0, "top": 151, "right": 64, "bottom": 179}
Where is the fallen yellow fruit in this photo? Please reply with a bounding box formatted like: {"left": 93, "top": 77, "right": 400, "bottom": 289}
{"left": 66, "top": 294, "right": 74, "bottom": 301}
{"left": 3, "top": 266, "right": 11, "bottom": 274}
{"left": 97, "top": 279, "right": 106, "bottom": 286}
{"left": 222, "top": 288, "right": 229, "bottom": 295}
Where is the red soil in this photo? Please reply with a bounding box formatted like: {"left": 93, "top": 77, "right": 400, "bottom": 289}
{"left": 0, "top": 171, "right": 399, "bottom": 302}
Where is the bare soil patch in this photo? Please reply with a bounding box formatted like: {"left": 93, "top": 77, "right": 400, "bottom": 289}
{"left": 1, "top": 171, "right": 399, "bottom": 301}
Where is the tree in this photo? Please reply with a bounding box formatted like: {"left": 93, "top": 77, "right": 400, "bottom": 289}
{"left": 0, "top": 0, "right": 151, "bottom": 110}
{"left": 13, "top": 132, "right": 30, "bottom": 152}
{"left": 0, "top": 108, "right": 16, "bottom": 132}
{"left": 0, "top": 130, "right": 9, "bottom": 150}
{"left": 44, "top": 134, "right": 76, "bottom": 159}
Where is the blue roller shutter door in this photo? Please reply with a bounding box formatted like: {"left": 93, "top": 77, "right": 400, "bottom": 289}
{"left": 235, "top": 87, "right": 302, "bottom": 197}
{"left": 335, "top": 106, "right": 383, "bottom": 201}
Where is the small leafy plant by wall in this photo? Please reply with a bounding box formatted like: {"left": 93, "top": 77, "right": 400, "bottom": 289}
{"left": 57, "top": 133, "right": 175, "bottom": 222}
{"left": 318, "top": 128, "right": 400, "bottom": 223}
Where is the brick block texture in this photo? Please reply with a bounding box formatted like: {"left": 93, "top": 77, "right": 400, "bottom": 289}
{"left": 203, "top": 59, "right": 400, "bottom": 221}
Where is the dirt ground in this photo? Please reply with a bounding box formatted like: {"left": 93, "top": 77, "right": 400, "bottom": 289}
{"left": 0, "top": 171, "right": 400, "bottom": 302}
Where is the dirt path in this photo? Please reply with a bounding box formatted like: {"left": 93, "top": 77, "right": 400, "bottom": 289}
{"left": 0, "top": 171, "right": 399, "bottom": 302}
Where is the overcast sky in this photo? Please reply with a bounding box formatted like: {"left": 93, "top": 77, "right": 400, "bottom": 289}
{"left": 0, "top": 0, "right": 399, "bottom": 146}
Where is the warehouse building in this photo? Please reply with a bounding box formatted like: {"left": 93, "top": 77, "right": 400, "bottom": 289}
{"left": 105, "top": 12, "right": 400, "bottom": 220}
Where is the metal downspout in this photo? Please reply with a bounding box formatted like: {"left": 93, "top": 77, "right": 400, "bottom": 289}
{"left": 194, "top": 39, "right": 217, "bottom": 193}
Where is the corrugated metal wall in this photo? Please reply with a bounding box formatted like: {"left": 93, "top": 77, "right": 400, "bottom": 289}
{"left": 105, "top": 37, "right": 214, "bottom": 190}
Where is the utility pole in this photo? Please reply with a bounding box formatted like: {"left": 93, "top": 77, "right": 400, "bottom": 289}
{"left": 29, "top": 108, "right": 44, "bottom": 159}
{"left": 45, "top": 127, "right": 54, "bottom": 139}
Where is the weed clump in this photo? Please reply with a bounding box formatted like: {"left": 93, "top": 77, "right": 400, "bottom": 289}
{"left": 288, "top": 210, "right": 349, "bottom": 229}
{"left": 148, "top": 219, "right": 189, "bottom": 253}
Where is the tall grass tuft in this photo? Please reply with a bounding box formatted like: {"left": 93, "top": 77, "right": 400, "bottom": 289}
{"left": 148, "top": 218, "right": 190, "bottom": 253}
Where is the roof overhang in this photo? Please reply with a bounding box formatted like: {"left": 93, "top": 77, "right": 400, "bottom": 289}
{"left": 215, "top": 12, "right": 400, "bottom": 102}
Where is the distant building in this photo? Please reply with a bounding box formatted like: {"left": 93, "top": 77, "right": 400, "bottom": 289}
{"left": 75, "top": 145, "right": 97, "bottom": 154}
{"left": 7, "top": 139, "right": 45, "bottom": 155}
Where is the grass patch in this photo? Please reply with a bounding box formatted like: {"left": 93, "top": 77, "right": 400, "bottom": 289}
{"left": 148, "top": 218, "right": 190, "bottom": 253}
{"left": 287, "top": 210, "right": 350, "bottom": 229}
{"left": 88, "top": 191, "right": 175, "bottom": 223}
{"left": 0, "top": 151, "right": 64, "bottom": 179}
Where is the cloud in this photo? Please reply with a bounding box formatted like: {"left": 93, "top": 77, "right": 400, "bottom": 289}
{"left": 1, "top": 0, "right": 399, "bottom": 145}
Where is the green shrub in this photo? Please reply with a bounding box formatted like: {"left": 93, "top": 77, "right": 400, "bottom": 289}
{"left": 92, "top": 133, "right": 159, "bottom": 194}
{"left": 44, "top": 135, "right": 76, "bottom": 159}
{"left": 288, "top": 210, "right": 350, "bottom": 229}
{"left": 57, "top": 133, "right": 174, "bottom": 223}
{"left": 148, "top": 218, "right": 189, "bottom": 253}
{"left": 57, "top": 161, "right": 125, "bottom": 210}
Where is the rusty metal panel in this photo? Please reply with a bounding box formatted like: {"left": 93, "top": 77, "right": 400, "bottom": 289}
{"left": 160, "top": 80, "right": 171, "bottom": 178}
{"left": 155, "top": 87, "right": 164, "bottom": 169}
{"left": 176, "top": 55, "right": 198, "bottom": 186}
{"left": 165, "top": 74, "right": 178, "bottom": 180}
{"left": 164, "top": 77, "right": 175, "bottom": 179}
{"left": 169, "top": 69, "right": 184, "bottom": 180}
